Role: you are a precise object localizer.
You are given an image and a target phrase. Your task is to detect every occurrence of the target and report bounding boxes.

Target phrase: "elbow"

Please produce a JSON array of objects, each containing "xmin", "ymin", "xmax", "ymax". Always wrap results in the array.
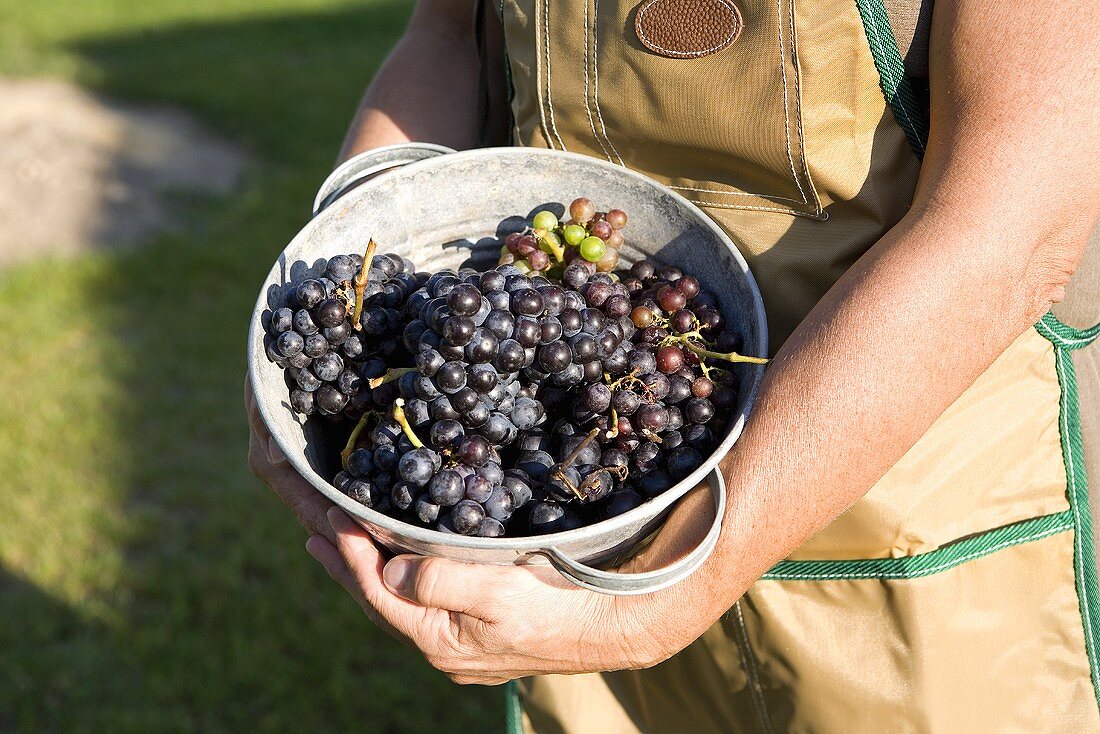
[{"xmin": 1018, "ymin": 211, "xmax": 1095, "ymax": 323}]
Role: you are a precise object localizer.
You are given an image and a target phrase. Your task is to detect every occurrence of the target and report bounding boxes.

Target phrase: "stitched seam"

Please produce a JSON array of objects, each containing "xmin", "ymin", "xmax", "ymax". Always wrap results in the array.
[
  {"xmin": 765, "ymin": 523, "xmax": 1071, "ymax": 580},
  {"xmin": 582, "ymin": 0, "xmax": 614, "ymax": 163},
  {"xmin": 668, "ymin": 184, "xmax": 807, "ymax": 204},
  {"xmin": 592, "ymin": 0, "xmax": 625, "ymax": 166},
  {"xmin": 1037, "ymin": 319, "xmax": 1100, "ymax": 348},
  {"xmin": 734, "ymin": 602, "xmax": 775, "ymax": 734},
  {"xmin": 690, "ymin": 199, "xmax": 828, "ymax": 219},
  {"xmin": 1057, "ymin": 348, "xmax": 1100, "ymax": 695},
  {"xmin": 786, "ymin": 0, "xmax": 821, "ymax": 215},
  {"xmin": 864, "ymin": 5, "xmax": 925, "ymax": 156},
  {"xmin": 635, "ymin": 0, "xmax": 740, "ymax": 57},
  {"xmin": 775, "ymin": 0, "xmax": 809, "ymax": 205},
  {"xmin": 531, "ymin": 0, "xmax": 554, "ymax": 149},
  {"xmin": 543, "ymin": 0, "xmax": 567, "ymax": 151}
]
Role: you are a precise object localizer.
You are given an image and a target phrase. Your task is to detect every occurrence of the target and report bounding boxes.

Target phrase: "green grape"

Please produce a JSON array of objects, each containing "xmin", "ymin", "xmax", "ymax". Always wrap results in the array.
[
  {"xmin": 513, "ymin": 259, "xmax": 533, "ymax": 274},
  {"xmin": 562, "ymin": 224, "xmax": 586, "ymax": 246},
  {"xmin": 579, "ymin": 236, "xmax": 606, "ymax": 263},
  {"xmin": 532, "ymin": 210, "xmax": 558, "ymax": 231}
]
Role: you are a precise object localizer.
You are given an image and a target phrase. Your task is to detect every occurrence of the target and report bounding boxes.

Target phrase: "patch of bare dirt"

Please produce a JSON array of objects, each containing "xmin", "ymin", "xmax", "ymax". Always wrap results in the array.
[{"xmin": 0, "ymin": 77, "xmax": 246, "ymax": 266}]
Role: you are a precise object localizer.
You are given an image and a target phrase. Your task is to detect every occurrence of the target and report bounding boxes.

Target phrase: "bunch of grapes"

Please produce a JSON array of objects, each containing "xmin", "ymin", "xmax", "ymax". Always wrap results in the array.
[
  {"xmin": 261, "ymin": 244, "xmax": 421, "ymax": 421},
  {"xmin": 261, "ymin": 199, "xmax": 765, "ymax": 538},
  {"xmin": 499, "ymin": 197, "xmax": 628, "ymax": 277}
]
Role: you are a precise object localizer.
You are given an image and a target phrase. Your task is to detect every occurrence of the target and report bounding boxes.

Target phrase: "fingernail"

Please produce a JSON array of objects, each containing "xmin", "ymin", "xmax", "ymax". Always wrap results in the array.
[
  {"xmin": 305, "ymin": 534, "xmax": 323, "ymax": 560},
  {"xmin": 383, "ymin": 559, "xmax": 413, "ymax": 594},
  {"xmin": 326, "ymin": 506, "xmax": 342, "ymax": 532}
]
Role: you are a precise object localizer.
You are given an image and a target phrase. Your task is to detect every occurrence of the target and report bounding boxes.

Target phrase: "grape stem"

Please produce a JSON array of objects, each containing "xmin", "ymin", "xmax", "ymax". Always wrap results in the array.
[
  {"xmin": 605, "ymin": 406, "xmax": 620, "ymax": 440},
  {"xmin": 681, "ymin": 340, "xmax": 769, "ymax": 365},
  {"xmin": 368, "ymin": 367, "xmax": 416, "ymax": 390},
  {"xmin": 350, "ymin": 238, "xmax": 378, "ymax": 331},
  {"xmin": 392, "ymin": 398, "xmax": 424, "ymax": 449},
  {"xmin": 535, "ymin": 228, "xmax": 566, "ymax": 263},
  {"xmin": 340, "ymin": 411, "xmax": 378, "ymax": 468},
  {"xmin": 550, "ymin": 427, "xmax": 601, "ymax": 501}
]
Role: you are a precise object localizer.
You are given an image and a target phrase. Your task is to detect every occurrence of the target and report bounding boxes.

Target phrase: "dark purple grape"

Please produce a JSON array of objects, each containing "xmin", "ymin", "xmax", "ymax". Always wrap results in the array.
[
  {"xmin": 516, "ymin": 450, "xmax": 554, "ymax": 482},
  {"xmin": 629, "ymin": 350, "xmax": 657, "ymax": 375},
  {"xmin": 635, "ymin": 403, "xmax": 669, "ymax": 433},
  {"xmin": 666, "ymin": 375, "xmax": 692, "ymax": 404},
  {"xmin": 512, "ymin": 317, "xmax": 542, "ymax": 348},
  {"xmin": 630, "ymin": 260, "xmax": 656, "ymax": 281},
  {"xmin": 604, "ymin": 294, "xmax": 631, "ymax": 318},
  {"xmin": 303, "ymin": 333, "xmax": 329, "ymax": 358},
  {"xmin": 289, "ymin": 389, "xmax": 314, "ymax": 414},
  {"xmin": 530, "ymin": 501, "xmax": 566, "ymax": 534},
  {"xmin": 511, "ymin": 288, "xmax": 545, "ymax": 317},
  {"xmin": 391, "ymin": 482, "xmax": 416, "ymax": 511},
  {"xmin": 436, "ymin": 361, "xmax": 467, "ymax": 393},
  {"xmin": 579, "ymin": 468, "xmax": 614, "ymax": 503},
  {"xmin": 312, "ymin": 352, "xmax": 344, "ymax": 382},
  {"xmin": 603, "ymin": 489, "xmax": 643, "ymax": 518},
  {"xmin": 569, "ymin": 333, "xmax": 598, "ymax": 363},
  {"xmin": 540, "ymin": 317, "xmax": 563, "ymax": 344},
  {"xmin": 510, "ymin": 397, "xmax": 545, "ymax": 430},
  {"xmin": 483, "ymin": 487, "xmax": 516, "ymax": 521},
  {"xmin": 295, "ymin": 279, "xmax": 325, "ymax": 309},
  {"xmin": 457, "ymin": 435, "xmax": 490, "ymax": 467},
  {"xmin": 428, "ymin": 470, "xmax": 464, "ymax": 506},
  {"xmin": 685, "ymin": 397, "xmax": 715, "ymax": 424},
  {"xmin": 415, "ymin": 375, "xmax": 443, "ymax": 400},
  {"xmin": 346, "ymin": 448, "xmax": 374, "ymax": 477},
  {"xmin": 475, "ymin": 517, "xmax": 506, "ymax": 537},
  {"xmin": 640, "ymin": 372, "xmax": 670, "ymax": 401},
  {"xmin": 544, "ymin": 465, "xmax": 581, "ymax": 502},
  {"xmin": 558, "ymin": 309, "xmax": 583, "ymax": 337},
  {"xmin": 415, "ymin": 348, "xmax": 444, "ymax": 377},
  {"xmin": 430, "ymin": 419, "xmax": 464, "ymax": 449},
  {"xmin": 345, "ymin": 478, "xmax": 375, "ymax": 506},
  {"xmin": 447, "ymin": 284, "xmax": 482, "ymax": 317},
  {"xmin": 465, "ymin": 328, "xmax": 499, "ymax": 363},
  {"xmin": 583, "ymin": 382, "xmax": 612, "ymax": 413},
  {"xmin": 668, "ymin": 447, "xmax": 704, "ymax": 479},
  {"xmin": 271, "ymin": 307, "xmax": 293, "ymax": 333},
  {"xmin": 494, "ymin": 339, "xmax": 525, "ymax": 372},
  {"xmin": 276, "ymin": 331, "xmax": 305, "ymax": 357},
  {"xmin": 563, "ymin": 261, "xmax": 591, "ymax": 289},
  {"xmin": 464, "ymin": 474, "xmax": 494, "ymax": 503},
  {"xmin": 639, "ymin": 469, "xmax": 674, "ymax": 497},
  {"xmin": 612, "ymin": 389, "xmax": 641, "ymax": 415},
  {"xmin": 399, "ymin": 448, "xmax": 439, "ymax": 487},
  {"xmin": 315, "ymin": 298, "xmax": 347, "ymax": 329},
  {"xmin": 538, "ymin": 342, "xmax": 572, "ymax": 374},
  {"xmin": 315, "ymin": 385, "xmax": 349, "ymax": 415},
  {"xmin": 323, "ymin": 322, "xmax": 352, "ymax": 346},
  {"xmin": 484, "ymin": 309, "xmax": 515, "ymax": 340},
  {"xmin": 415, "ymin": 498, "xmax": 441, "ymax": 524},
  {"xmin": 452, "ymin": 500, "xmax": 486, "ymax": 535},
  {"xmin": 443, "ymin": 316, "xmax": 475, "ymax": 346}
]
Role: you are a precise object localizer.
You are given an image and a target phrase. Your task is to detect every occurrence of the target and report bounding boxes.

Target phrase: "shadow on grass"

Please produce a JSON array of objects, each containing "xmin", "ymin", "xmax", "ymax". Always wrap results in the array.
[{"xmin": 0, "ymin": 2, "xmax": 501, "ymax": 731}]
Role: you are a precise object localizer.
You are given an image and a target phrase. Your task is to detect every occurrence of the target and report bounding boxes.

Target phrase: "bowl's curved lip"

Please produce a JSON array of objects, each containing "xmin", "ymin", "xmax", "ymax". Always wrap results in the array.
[{"xmin": 247, "ymin": 146, "xmax": 768, "ymax": 553}]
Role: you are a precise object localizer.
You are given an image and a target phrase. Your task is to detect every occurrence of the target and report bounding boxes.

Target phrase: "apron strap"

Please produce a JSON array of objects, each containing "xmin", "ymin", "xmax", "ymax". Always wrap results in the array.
[
  {"xmin": 854, "ymin": 0, "xmax": 929, "ymax": 158},
  {"xmin": 1037, "ymin": 313, "xmax": 1100, "ymax": 351}
]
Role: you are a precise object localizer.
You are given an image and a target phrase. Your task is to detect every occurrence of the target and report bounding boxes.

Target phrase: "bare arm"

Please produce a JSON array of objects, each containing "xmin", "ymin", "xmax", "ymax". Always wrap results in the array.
[
  {"xmin": 627, "ymin": 0, "xmax": 1100, "ymax": 644},
  {"xmin": 336, "ymin": 0, "xmax": 481, "ymax": 162}
]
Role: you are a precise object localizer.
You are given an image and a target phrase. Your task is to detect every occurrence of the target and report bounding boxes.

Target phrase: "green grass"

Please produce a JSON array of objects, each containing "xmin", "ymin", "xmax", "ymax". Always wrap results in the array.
[{"xmin": 0, "ymin": 1, "xmax": 501, "ymax": 730}]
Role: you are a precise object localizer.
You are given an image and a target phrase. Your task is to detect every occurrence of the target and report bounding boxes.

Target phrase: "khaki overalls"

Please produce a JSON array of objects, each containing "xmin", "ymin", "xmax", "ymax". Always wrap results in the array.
[{"xmin": 479, "ymin": 0, "xmax": 1100, "ymax": 730}]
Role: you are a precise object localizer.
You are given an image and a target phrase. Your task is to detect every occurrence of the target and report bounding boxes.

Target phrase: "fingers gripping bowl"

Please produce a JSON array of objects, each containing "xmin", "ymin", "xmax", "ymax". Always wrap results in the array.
[{"xmin": 247, "ymin": 146, "xmax": 767, "ymax": 594}]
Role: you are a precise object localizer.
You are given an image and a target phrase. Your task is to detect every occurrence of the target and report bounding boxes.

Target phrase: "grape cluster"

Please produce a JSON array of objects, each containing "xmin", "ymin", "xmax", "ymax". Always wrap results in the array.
[
  {"xmin": 499, "ymin": 197, "xmax": 627, "ymax": 277},
  {"xmin": 261, "ymin": 201, "xmax": 763, "ymax": 538},
  {"xmin": 261, "ymin": 246, "xmax": 420, "ymax": 420}
]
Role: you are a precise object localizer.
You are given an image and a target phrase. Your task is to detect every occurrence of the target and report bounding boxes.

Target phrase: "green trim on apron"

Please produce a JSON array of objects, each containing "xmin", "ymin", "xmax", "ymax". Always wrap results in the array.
[
  {"xmin": 506, "ymin": 679, "xmax": 523, "ymax": 734},
  {"xmin": 1051, "ymin": 325, "xmax": 1100, "ymax": 708},
  {"xmin": 763, "ymin": 510, "xmax": 1074, "ymax": 581},
  {"xmin": 853, "ymin": 0, "xmax": 928, "ymax": 159}
]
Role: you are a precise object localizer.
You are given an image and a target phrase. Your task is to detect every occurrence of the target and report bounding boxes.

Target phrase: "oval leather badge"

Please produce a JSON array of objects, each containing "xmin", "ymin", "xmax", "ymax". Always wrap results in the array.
[{"xmin": 635, "ymin": 0, "xmax": 743, "ymax": 59}]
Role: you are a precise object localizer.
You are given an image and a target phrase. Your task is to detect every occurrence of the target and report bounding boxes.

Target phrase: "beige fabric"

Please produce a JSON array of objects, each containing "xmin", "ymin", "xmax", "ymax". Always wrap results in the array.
[
  {"xmin": 883, "ymin": 0, "xmax": 933, "ymax": 78},
  {"xmin": 522, "ymin": 530, "xmax": 1099, "ymax": 733},
  {"xmin": 496, "ymin": 0, "xmax": 1099, "ymax": 730}
]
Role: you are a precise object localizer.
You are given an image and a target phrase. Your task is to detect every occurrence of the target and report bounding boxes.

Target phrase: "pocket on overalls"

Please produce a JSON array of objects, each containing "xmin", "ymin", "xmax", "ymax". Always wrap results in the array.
[{"xmin": 499, "ymin": 0, "xmax": 823, "ymax": 219}]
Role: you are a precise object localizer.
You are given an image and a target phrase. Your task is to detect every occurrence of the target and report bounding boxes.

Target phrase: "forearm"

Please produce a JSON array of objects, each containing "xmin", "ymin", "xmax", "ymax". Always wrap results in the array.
[{"xmin": 337, "ymin": 0, "xmax": 481, "ymax": 163}]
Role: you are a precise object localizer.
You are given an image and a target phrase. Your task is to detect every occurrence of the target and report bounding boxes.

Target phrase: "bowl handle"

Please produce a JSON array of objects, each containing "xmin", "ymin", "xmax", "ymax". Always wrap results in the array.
[
  {"xmin": 542, "ymin": 468, "xmax": 727, "ymax": 595},
  {"xmin": 312, "ymin": 143, "xmax": 457, "ymax": 217}
]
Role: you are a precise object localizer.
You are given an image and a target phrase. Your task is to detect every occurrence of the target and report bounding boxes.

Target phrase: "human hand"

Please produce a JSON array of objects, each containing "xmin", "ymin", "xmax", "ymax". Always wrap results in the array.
[
  {"xmin": 246, "ymin": 377, "xmax": 337, "ymax": 543},
  {"xmin": 305, "ymin": 478, "xmax": 723, "ymax": 685}
]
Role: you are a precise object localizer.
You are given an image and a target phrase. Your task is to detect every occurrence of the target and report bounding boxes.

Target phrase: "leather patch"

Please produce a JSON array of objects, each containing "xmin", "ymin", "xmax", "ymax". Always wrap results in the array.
[{"xmin": 635, "ymin": 0, "xmax": 743, "ymax": 59}]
